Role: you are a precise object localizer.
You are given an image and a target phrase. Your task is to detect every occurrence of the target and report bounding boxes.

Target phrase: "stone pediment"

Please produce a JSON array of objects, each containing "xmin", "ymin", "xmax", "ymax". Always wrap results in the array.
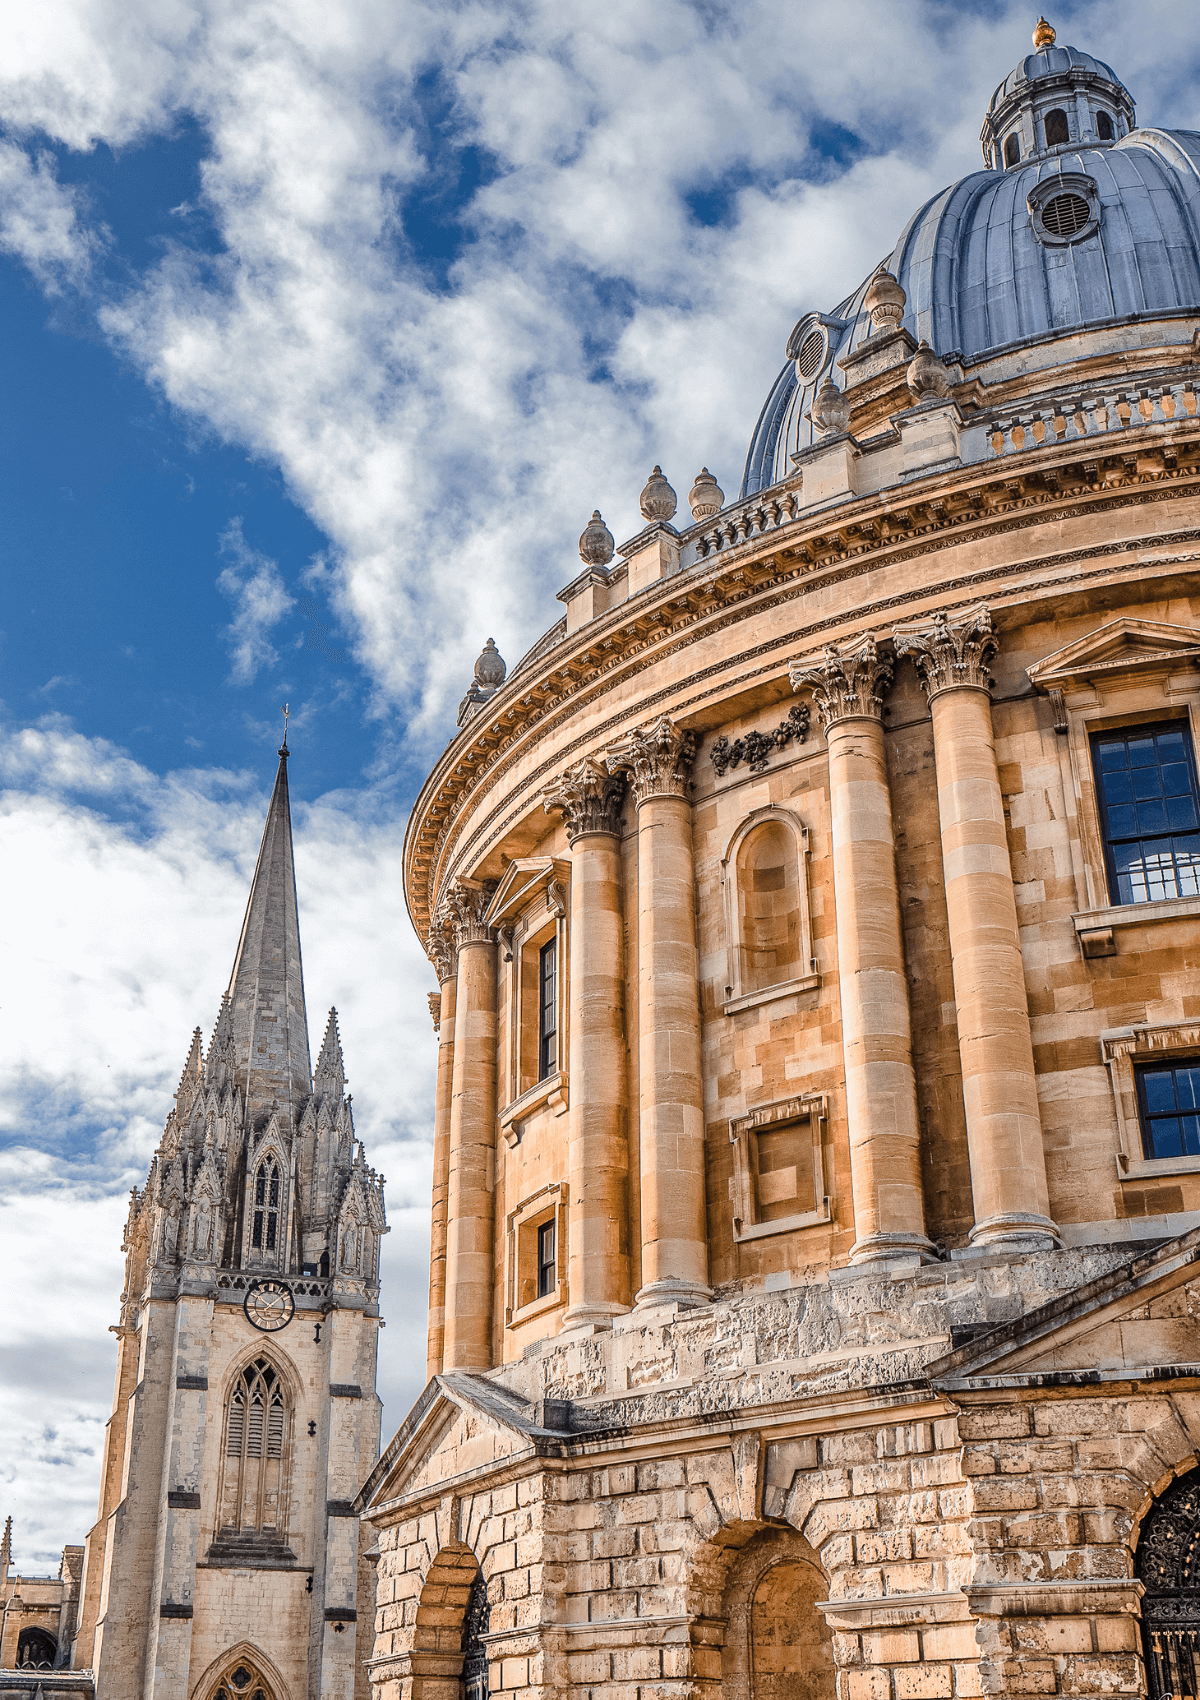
[
  {"xmin": 928, "ymin": 1229, "xmax": 1200, "ymax": 1388},
  {"xmin": 356, "ymin": 1374, "xmax": 575, "ymax": 1513},
  {"xmin": 1027, "ymin": 618, "xmax": 1200, "ymax": 690},
  {"xmin": 484, "ymin": 858, "xmax": 570, "ymax": 928}
]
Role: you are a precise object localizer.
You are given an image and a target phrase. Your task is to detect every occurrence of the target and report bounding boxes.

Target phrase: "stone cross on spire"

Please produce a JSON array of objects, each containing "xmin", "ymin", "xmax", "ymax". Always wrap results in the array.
[{"xmin": 225, "ymin": 744, "xmax": 312, "ymax": 1123}]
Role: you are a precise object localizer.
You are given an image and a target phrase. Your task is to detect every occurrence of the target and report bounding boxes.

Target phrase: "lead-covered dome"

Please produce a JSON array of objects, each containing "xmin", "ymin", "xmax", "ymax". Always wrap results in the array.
[{"xmin": 742, "ymin": 28, "xmax": 1200, "ymax": 499}]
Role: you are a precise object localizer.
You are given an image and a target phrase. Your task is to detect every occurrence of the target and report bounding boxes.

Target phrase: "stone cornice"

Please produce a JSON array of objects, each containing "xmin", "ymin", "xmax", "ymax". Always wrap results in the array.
[{"xmin": 403, "ymin": 422, "xmax": 1200, "ymax": 943}]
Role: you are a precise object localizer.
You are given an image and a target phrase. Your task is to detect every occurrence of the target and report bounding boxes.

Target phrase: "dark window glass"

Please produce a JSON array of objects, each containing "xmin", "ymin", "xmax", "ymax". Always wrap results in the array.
[
  {"xmin": 537, "ymin": 1219, "xmax": 556, "ymax": 1298},
  {"xmin": 1091, "ymin": 723, "xmax": 1200, "ymax": 905},
  {"xmin": 1045, "ymin": 108, "xmax": 1070, "ymax": 145},
  {"xmin": 1004, "ymin": 133, "xmax": 1020, "ymax": 167},
  {"xmin": 252, "ymin": 1210, "xmax": 263, "ymax": 1248},
  {"xmin": 538, "ymin": 938, "xmax": 557, "ymax": 1081},
  {"xmin": 255, "ymin": 1168, "xmax": 266, "ymax": 1206},
  {"xmin": 1137, "ymin": 1060, "xmax": 1200, "ymax": 1160},
  {"xmin": 1097, "ymin": 111, "xmax": 1114, "ymax": 140}
]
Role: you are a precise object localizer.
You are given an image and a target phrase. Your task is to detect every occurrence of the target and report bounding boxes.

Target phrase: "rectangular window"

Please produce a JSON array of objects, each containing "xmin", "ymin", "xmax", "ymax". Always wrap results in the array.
[
  {"xmin": 1092, "ymin": 722, "xmax": 1200, "ymax": 905},
  {"xmin": 252, "ymin": 1210, "xmax": 263, "ymax": 1249},
  {"xmin": 1137, "ymin": 1059, "xmax": 1200, "ymax": 1160},
  {"xmin": 536, "ymin": 1219, "xmax": 556, "ymax": 1298},
  {"xmin": 538, "ymin": 938, "xmax": 557, "ymax": 1080}
]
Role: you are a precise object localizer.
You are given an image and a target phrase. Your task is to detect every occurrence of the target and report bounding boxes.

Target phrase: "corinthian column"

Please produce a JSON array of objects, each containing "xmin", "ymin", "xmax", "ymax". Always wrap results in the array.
[
  {"xmin": 424, "ymin": 911, "xmax": 458, "ymax": 1380},
  {"xmin": 543, "ymin": 758, "xmax": 631, "ymax": 1326},
  {"xmin": 893, "ymin": 607, "xmax": 1057, "ymax": 1248},
  {"xmin": 605, "ymin": 717, "xmax": 710, "ymax": 1307},
  {"xmin": 442, "ymin": 880, "xmax": 498, "ymax": 1371},
  {"xmin": 790, "ymin": 636, "xmax": 934, "ymax": 1268}
]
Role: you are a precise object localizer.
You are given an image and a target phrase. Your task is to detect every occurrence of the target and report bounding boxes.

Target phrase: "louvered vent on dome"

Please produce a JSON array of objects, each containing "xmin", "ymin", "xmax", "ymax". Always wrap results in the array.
[
  {"xmin": 1040, "ymin": 191, "xmax": 1091, "ymax": 237},
  {"xmin": 796, "ymin": 331, "xmax": 826, "ymax": 380}
]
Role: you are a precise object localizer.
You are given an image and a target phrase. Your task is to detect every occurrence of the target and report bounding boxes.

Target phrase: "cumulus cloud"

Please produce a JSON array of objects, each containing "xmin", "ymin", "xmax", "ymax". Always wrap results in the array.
[
  {"xmin": 216, "ymin": 517, "xmax": 295, "ymax": 683},
  {"xmin": 0, "ymin": 140, "xmax": 97, "ymax": 289},
  {"xmin": 0, "ymin": 720, "xmax": 435, "ymax": 1566}
]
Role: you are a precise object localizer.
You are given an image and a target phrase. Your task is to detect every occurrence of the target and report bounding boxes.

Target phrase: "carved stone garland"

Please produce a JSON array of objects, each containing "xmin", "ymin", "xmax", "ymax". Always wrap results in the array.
[
  {"xmin": 788, "ymin": 632, "xmax": 893, "ymax": 730},
  {"xmin": 892, "ymin": 604, "xmax": 998, "ymax": 698},
  {"xmin": 710, "ymin": 703, "xmax": 810, "ymax": 776},
  {"xmin": 604, "ymin": 715, "xmax": 698, "ymax": 802},
  {"xmin": 542, "ymin": 756, "xmax": 627, "ymax": 841}
]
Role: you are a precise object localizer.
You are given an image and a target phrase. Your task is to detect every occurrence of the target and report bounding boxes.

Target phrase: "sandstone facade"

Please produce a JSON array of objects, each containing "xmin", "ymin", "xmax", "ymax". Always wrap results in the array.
[{"xmin": 364, "ymin": 24, "xmax": 1200, "ymax": 1700}]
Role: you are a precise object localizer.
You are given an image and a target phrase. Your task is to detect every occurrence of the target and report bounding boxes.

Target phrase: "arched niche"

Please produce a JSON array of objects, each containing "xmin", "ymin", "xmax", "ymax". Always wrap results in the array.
[
  {"xmin": 721, "ymin": 808, "xmax": 819, "ymax": 1016},
  {"xmin": 719, "ymin": 1526, "xmax": 836, "ymax": 1700},
  {"xmin": 411, "ymin": 1544, "xmax": 487, "ymax": 1700}
]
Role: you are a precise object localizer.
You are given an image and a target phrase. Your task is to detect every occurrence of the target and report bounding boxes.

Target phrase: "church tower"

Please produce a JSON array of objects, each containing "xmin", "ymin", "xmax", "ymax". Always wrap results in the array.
[{"xmin": 72, "ymin": 743, "xmax": 388, "ymax": 1700}]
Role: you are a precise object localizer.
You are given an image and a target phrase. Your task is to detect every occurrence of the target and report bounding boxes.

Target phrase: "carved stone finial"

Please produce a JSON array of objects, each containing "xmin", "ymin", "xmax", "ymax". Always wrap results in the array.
[
  {"xmin": 864, "ymin": 266, "xmax": 906, "ymax": 334},
  {"xmin": 447, "ymin": 880, "xmax": 497, "ymax": 949},
  {"xmin": 605, "ymin": 716, "xmax": 697, "ymax": 804},
  {"xmin": 543, "ymin": 756, "xmax": 626, "ymax": 842},
  {"xmin": 639, "ymin": 466, "xmax": 677, "ymax": 523},
  {"xmin": 906, "ymin": 339, "xmax": 952, "ymax": 401},
  {"xmin": 789, "ymin": 633, "xmax": 893, "ymax": 732},
  {"xmin": 1033, "ymin": 16, "xmax": 1055, "ymax": 49},
  {"xmin": 809, "ymin": 375, "xmax": 851, "ymax": 435},
  {"xmin": 457, "ymin": 639, "xmax": 507, "ymax": 728},
  {"xmin": 579, "ymin": 510, "xmax": 615, "ymax": 566},
  {"xmin": 893, "ymin": 606, "xmax": 998, "ymax": 700},
  {"xmin": 688, "ymin": 468, "xmax": 724, "ymax": 521}
]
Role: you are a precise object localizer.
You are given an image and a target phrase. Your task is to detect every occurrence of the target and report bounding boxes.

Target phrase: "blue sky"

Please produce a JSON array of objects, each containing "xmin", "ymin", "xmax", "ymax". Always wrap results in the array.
[{"xmin": 2, "ymin": 0, "xmax": 1199, "ymax": 1572}]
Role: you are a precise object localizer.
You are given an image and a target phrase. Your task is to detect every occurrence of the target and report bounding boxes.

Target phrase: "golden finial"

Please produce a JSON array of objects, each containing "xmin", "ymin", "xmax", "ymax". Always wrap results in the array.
[{"xmin": 1033, "ymin": 17, "xmax": 1056, "ymax": 49}]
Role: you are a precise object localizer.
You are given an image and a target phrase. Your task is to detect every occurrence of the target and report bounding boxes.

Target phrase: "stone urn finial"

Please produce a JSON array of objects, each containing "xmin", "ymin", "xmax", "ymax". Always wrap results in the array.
[
  {"xmin": 473, "ymin": 638, "xmax": 506, "ymax": 690},
  {"xmin": 639, "ymin": 465, "xmax": 677, "ymax": 523},
  {"xmin": 578, "ymin": 510, "xmax": 615, "ymax": 567},
  {"xmin": 809, "ymin": 375, "xmax": 851, "ymax": 435},
  {"xmin": 864, "ymin": 266, "xmax": 906, "ymax": 334},
  {"xmin": 906, "ymin": 339, "xmax": 952, "ymax": 401},
  {"xmin": 688, "ymin": 468, "xmax": 724, "ymax": 520}
]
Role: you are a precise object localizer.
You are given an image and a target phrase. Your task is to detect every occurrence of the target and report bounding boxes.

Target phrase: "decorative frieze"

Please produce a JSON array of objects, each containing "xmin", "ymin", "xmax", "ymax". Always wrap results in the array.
[
  {"xmin": 605, "ymin": 715, "xmax": 698, "ymax": 803},
  {"xmin": 710, "ymin": 704, "xmax": 810, "ymax": 776},
  {"xmin": 893, "ymin": 604, "xmax": 998, "ymax": 698},
  {"xmin": 542, "ymin": 756, "xmax": 626, "ymax": 841},
  {"xmin": 788, "ymin": 632, "xmax": 893, "ymax": 730}
]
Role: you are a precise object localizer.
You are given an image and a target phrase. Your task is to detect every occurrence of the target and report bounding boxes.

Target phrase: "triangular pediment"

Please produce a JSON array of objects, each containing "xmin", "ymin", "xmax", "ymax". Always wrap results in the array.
[
  {"xmin": 484, "ymin": 857, "xmax": 570, "ymax": 927},
  {"xmin": 357, "ymin": 1374, "xmax": 573, "ymax": 1512},
  {"xmin": 1027, "ymin": 619, "xmax": 1200, "ymax": 690},
  {"xmin": 928, "ymin": 1229, "xmax": 1200, "ymax": 1388}
]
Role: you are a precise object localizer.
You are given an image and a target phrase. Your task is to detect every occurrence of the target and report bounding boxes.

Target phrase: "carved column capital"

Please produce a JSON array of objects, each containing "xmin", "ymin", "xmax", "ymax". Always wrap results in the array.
[
  {"xmin": 447, "ymin": 880, "xmax": 497, "ymax": 950},
  {"xmin": 427, "ymin": 991, "xmax": 442, "ymax": 1032},
  {"xmin": 426, "ymin": 906, "xmax": 459, "ymax": 985},
  {"xmin": 789, "ymin": 632, "xmax": 893, "ymax": 732},
  {"xmin": 542, "ymin": 757, "xmax": 626, "ymax": 842},
  {"xmin": 892, "ymin": 605, "xmax": 998, "ymax": 700},
  {"xmin": 604, "ymin": 716, "xmax": 697, "ymax": 804}
]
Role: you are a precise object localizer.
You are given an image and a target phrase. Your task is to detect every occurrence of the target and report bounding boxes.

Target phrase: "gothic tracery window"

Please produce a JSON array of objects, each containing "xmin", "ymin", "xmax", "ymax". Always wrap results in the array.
[
  {"xmin": 218, "ymin": 1358, "xmax": 290, "ymax": 1534},
  {"xmin": 252, "ymin": 1159, "xmax": 280, "ymax": 1253},
  {"xmin": 209, "ymin": 1655, "xmax": 274, "ymax": 1700}
]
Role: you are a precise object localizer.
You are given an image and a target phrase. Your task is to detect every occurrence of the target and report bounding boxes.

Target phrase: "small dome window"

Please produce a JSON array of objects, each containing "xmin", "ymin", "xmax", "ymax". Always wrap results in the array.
[
  {"xmin": 1041, "ymin": 192, "xmax": 1091, "ymax": 238},
  {"xmin": 1004, "ymin": 134, "xmax": 1021, "ymax": 167},
  {"xmin": 1097, "ymin": 111, "xmax": 1114, "ymax": 141},
  {"xmin": 1044, "ymin": 108, "xmax": 1070, "ymax": 146}
]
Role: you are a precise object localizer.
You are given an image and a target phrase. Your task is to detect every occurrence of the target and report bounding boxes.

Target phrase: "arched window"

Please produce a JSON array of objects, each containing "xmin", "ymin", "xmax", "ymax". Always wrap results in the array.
[
  {"xmin": 209, "ymin": 1654, "xmax": 275, "ymax": 1700},
  {"xmin": 1004, "ymin": 133, "xmax": 1020, "ymax": 167},
  {"xmin": 218, "ymin": 1358, "xmax": 290, "ymax": 1535},
  {"xmin": 1045, "ymin": 108, "xmax": 1070, "ymax": 146},
  {"xmin": 1097, "ymin": 110, "xmax": 1114, "ymax": 140},
  {"xmin": 252, "ymin": 1160, "xmax": 280, "ymax": 1253},
  {"xmin": 16, "ymin": 1629, "xmax": 57, "ymax": 1669},
  {"xmin": 721, "ymin": 809, "xmax": 818, "ymax": 1012}
]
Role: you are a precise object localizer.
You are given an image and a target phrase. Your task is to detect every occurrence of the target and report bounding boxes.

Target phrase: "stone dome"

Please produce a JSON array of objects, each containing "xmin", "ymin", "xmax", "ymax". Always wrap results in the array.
[{"xmin": 741, "ymin": 37, "xmax": 1200, "ymax": 498}]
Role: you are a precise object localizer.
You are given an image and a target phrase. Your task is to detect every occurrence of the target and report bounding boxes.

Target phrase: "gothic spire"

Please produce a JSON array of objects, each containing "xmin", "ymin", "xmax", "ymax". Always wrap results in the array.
[
  {"xmin": 314, "ymin": 1007, "xmax": 346, "ymax": 1100},
  {"xmin": 224, "ymin": 744, "xmax": 312, "ymax": 1124},
  {"xmin": 1, "ymin": 1514, "xmax": 11, "ymax": 1578}
]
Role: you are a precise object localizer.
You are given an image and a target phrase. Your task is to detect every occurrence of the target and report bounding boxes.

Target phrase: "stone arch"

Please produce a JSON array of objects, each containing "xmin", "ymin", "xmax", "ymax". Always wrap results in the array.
[
  {"xmin": 188, "ymin": 1641, "xmax": 292, "ymax": 1700},
  {"xmin": 411, "ymin": 1544, "xmax": 485, "ymax": 1700},
  {"xmin": 719, "ymin": 1526, "xmax": 835, "ymax": 1700},
  {"xmin": 16, "ymin": 1628, "xmax": 58, "ymax": 1669},
  {"xmin": 1134, "ymin": 1458, "xmax": 1200, "ymax": 1700}
]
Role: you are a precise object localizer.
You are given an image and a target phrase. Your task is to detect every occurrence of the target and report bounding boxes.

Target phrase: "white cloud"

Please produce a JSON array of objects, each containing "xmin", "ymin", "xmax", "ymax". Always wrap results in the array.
[
  {"xmin": 216, "ymin": 517, "xmax": 295, "ymax": 683},
  {"xmin": 0, "ymin": 721, "xmax": 436, "ymax": 1567},
  {"xmin": 0, "ymin": 140, "xmax": 97, "ymax": 289}
]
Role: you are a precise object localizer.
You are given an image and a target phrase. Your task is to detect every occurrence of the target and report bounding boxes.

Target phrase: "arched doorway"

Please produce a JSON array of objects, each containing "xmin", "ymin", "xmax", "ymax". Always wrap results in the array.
[
  {"xmin": 719, "ymin": 1527, "xmax": 836, "ymax": 1700},
  {"xmin": 1137, "ymin": 1469, "xmax": 1200, "ymax": 1699}
]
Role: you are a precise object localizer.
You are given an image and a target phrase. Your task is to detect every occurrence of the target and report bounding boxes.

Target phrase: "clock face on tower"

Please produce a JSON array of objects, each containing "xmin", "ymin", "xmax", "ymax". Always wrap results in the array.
[{"xmin": 243, "ymin": 1279, "xmax": 296, "ymax": 1333}]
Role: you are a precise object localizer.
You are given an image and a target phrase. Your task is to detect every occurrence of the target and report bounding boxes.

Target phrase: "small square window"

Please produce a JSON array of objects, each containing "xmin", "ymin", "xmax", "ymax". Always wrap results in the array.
[
  {"xmin": 1091, "ymin": 722, "xmax": 1200, "ymax": 905},
  {"xmin": 1136, "ymin": 1059, "xmax": 1200, "ymax": 1160},
  {"xmin": 536, "ymin": 1219, "xmax": 556, "ymax": 1298}
]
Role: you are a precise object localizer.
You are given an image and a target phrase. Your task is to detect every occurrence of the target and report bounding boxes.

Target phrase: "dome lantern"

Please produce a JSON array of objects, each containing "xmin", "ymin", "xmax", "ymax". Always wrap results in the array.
[{"xmin": 979, "ymin": 30, "xmax": 1135, "ymax": 170}]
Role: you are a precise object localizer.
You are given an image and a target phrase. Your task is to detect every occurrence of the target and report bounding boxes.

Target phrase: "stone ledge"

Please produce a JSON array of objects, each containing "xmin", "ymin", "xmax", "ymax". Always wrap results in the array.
[{"xmin": 817, "ymin": 1591, "xmax": 971, "ymax": 1629}]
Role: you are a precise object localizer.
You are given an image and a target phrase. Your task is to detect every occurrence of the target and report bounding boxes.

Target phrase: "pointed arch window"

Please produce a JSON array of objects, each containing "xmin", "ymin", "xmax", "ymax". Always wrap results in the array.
[
  {"xmin": 218, "ymin": 1358, "xmax": 290, "ymax": 1535},
  {"xmin": 209, "ymin": 1654, "xmax": 276, "ymax": 1700},
  {"xmin": 252, "ymin": 1160, "xmax": 280, "ymax": 1253}
]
